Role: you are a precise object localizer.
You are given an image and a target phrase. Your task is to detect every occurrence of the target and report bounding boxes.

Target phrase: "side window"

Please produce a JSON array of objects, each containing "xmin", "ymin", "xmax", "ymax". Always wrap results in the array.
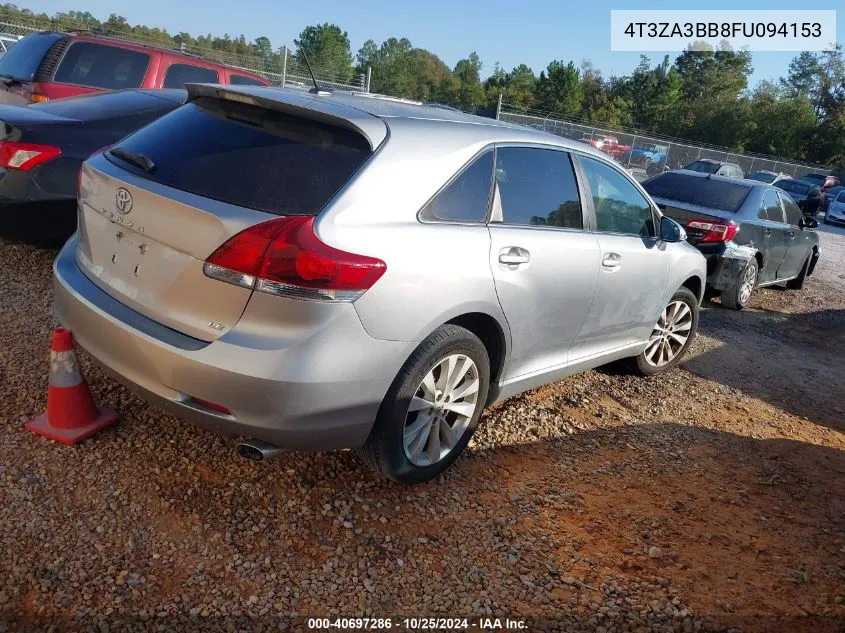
[
  {"xmin": 230, "ymin": 74, "xmax": 266, "ymax": 86},
  {"xmin": 53, "ymin": 42, "xmax": 150, "ymax": 89},
  {"xmin": 779, "ymin": 192, "xmax": 803, "ymax": 226},
  {"xmin": 494, "ymin": 147, "xmax": 582, "ymax": 229},
  {"xmin": 579, "ymin": 155, "xmax": 656, "ymax": 237},
  {"xmin": 420, "ymin": 151, "xmax": 493, "ymax": 223},
  {"xmin": 760, "ymin": 190, "xmax": 784, "ymax": 222},
  {"xmin": 163, "ymin": 63, "xmax": 219, "ymax": 88}
]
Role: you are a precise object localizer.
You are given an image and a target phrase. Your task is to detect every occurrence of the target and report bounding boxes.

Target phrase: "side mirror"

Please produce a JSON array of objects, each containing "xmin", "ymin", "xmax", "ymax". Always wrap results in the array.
[
  {"xmin": 800, "ymin": 215, "xmax": 819, "ymax": 229},
  {"xmin": 660, "ymin": 216, "xmax": 686, "ymax": 242}
]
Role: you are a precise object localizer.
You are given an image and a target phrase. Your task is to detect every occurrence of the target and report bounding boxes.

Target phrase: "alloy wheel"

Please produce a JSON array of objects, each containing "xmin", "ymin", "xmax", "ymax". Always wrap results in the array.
[
  {"xmin": 644, "ymin": 300, "xmax": 694, "ymax": 367},
  {"xmin": 739, "ymin": 263, "xmax": 757, "ymax": 305},
  {"xmin": 403, "ymin": 354, "xmax": 480, "ymax": 467}
]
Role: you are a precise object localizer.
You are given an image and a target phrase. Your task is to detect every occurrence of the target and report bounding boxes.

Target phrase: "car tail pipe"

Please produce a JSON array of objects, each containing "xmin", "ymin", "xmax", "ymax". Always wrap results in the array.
[{"xmin": 236, "ymin": 439, "xmax": 284, "ymax": 461}]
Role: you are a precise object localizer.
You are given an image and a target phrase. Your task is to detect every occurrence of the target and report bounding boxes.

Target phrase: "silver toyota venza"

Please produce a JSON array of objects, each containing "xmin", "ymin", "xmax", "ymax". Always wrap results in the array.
[{"xmin": 53, "ymin": 84, "xmax": 706, "ymax": 483}]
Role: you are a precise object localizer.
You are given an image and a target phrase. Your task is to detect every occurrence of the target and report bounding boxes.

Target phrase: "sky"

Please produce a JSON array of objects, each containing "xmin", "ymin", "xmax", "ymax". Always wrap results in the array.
[{"xmin": 22, "ymin": 0, "xmax": 845, "ymax": 86}]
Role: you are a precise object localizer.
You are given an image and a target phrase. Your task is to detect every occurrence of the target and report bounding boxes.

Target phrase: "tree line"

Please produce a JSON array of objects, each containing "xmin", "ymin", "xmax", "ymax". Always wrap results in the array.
[{"xmin": 2, "ymin": 4, "xmax": 843, "ymax": 169}]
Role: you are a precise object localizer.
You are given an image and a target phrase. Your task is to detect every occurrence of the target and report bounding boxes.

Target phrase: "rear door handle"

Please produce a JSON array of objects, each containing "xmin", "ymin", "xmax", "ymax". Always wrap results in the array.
[
  {"xmin": 498, "ymin": 247, "xmax": 530, "ymax": 265},
  {"xmin": 602, "ymin": 252, "xmax": 622, "ymax": 269}
]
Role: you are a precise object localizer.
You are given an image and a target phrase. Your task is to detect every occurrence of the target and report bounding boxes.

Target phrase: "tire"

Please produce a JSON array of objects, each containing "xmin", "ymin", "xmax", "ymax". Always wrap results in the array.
[
  {"xmin": 358, "ymin": 324, "xmax": 490, "ymax": 484},
  {"xmin": 630, "ymin": 287, "xmax": 699, "ymax": 376},
  {"xmin": 721, "ymin": 258, "xmax": 758, "ymax": 310},
  {"xmin": 786, "ymin": 254, "xmax": 811, "ymax": 290}
]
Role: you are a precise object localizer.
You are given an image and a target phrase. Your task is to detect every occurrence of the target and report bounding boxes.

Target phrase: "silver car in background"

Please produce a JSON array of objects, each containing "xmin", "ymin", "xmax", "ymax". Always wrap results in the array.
[{"xmin": 53, "ymin": 85, "xmax": 706, "ymax": 483}]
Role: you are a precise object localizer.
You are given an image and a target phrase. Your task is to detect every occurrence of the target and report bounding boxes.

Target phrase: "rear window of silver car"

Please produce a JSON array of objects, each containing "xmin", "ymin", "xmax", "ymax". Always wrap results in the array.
[
  {"xmin": 643, "ymin": 172, "xmax": 751, "ymax": 213},
  {"xmin": 105, "ymin": 96, "xmax": 372, "ymax": 215}
]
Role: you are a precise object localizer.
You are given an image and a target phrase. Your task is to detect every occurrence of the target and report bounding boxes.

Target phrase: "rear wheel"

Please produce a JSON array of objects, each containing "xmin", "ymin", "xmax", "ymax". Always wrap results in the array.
[
  {"xmin": 358, "ymin": 324, "xmax": 490, "ymax": 484},
  {"xmin": 631, "ymin": 287, "xmax": 699, "ymax": 376},
  {"xmin": 721, "ymin": 259, "xmax": 757, "ymax": 310},
  {"xmin": 786, "ymin": 254, "xmax": 811, "ymax": 290}
]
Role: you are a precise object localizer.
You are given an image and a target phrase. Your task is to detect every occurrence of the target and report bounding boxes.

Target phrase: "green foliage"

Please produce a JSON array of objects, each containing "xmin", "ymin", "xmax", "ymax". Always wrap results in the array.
[
  {"xmin": 295, "ymin": 23, "xmax": 353, "ymax": 80},
  {"xmin": 0, "ymin": 2, "xmax": 842, "ymax": 166}
]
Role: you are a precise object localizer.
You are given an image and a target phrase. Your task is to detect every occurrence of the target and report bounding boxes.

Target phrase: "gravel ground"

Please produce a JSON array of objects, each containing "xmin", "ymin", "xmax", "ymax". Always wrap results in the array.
[{"xmin": 1, "ymin": 232, "xmax": 844, "ymax": 633}]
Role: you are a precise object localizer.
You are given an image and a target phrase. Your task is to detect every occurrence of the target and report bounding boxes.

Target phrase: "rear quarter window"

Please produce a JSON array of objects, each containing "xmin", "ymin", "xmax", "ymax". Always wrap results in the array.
[
  {"xmin": 230, "ymin": 74, "xmax": 266, "ymax": 86},
  {"xmin": 643, "ymin": 172, "xmax": 751, "ymax": 212},
  {"xmin": 106, "ymin": 96, "xmax": 372, "ymax": 215},
  {"xmin": 163, "ymin": 63, "xmax": 219, "ymax": 88},
  {"xmin": 53, "ymin": 42, "xmax": 150, "ymax": 90}
]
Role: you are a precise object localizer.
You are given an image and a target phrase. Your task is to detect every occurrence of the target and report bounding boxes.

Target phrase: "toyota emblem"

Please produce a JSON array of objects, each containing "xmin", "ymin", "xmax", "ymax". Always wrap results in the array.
[{"xmin": 115, "ymin": 188, "xmax": 133, "ymax": 215}]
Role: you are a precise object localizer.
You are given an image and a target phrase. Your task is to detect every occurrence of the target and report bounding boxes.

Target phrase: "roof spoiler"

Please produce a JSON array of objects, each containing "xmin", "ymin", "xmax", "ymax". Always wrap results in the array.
[{"xmin": 185, "ymin": 84, "xmax": 387, "ymax": 151}]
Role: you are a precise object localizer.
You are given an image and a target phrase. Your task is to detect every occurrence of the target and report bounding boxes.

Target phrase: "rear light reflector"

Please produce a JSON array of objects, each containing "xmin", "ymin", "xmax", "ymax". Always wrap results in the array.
[
  {"xmin": 188, "ymin": 397, "xmax": 232, "ymax": 416},
  {"xmin": 0, "ymin": 141, "xmax": 61, "ymax": 170},
  {"xmin": 203, "ymin": 216, "xmax": 386, "ymax": 302},
  {"xmin": 686, "ymin": 219, "xmax": 738, "ymax": 243}
]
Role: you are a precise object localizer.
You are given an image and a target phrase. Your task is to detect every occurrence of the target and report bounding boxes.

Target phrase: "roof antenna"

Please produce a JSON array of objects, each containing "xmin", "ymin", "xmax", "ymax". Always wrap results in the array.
[{"xmin": 293, "ymin": 40, "xmax": 332, "ymax": 95}]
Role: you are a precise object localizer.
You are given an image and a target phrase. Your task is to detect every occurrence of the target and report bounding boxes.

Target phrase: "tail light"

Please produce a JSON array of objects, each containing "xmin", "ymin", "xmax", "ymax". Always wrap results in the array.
[
  {"xmin": 29, "ymin": 94, "xmax": 49, "ymax": 104},
  {"xmin": 686, "ymin": 219, "xmax": 738, "ymax": 243},
  {"xmin": 203, "ymin": 216, "xmax": 386, "ymax": 302},
  {"xmin": 0, "ymin": 141, "xmax": 61, "ymax": 170}
]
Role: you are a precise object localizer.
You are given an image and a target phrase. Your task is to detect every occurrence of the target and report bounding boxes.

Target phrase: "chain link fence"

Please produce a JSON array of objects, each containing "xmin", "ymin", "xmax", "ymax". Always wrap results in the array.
[
  {"xmin": 0, "ymin": 21, "xmax": 368, "ymax": 92},
  {"xmin": 497, "ymin": 103, "xmax": 830, "ymax": 181}
]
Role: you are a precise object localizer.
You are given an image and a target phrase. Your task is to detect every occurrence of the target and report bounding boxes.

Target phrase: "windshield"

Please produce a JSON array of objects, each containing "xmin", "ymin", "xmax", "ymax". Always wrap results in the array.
[
  {"xmin": 643, "ymin": 172, "xmax": 751, "ymax": 212},
  {"xmin": 0, "ymin": 32, "xmax": 64, "ymax": 81},
  {"xmin": 684, "ymin": 160, "xmax": 720, "ymax": 174},
  {"xmin": 775, "ymin": 180, "xmax": 809, "ymax": 195},
  {"xmin": 746, "ymin": 172, "xmax": 777, "ymax": 183}
]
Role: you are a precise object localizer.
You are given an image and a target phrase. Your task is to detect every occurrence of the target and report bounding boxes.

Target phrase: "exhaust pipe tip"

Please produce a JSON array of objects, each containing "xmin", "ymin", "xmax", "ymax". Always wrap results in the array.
[{"xmin": 236, "ymin": 439, "xmax": 284, "ymax": 462}]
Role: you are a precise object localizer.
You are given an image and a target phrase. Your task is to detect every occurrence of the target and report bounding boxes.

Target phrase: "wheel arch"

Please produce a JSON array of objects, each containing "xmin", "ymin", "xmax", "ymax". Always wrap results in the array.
[{"xmin": 445, "ymin": 312, "xmax": 509, "ymax": 404}]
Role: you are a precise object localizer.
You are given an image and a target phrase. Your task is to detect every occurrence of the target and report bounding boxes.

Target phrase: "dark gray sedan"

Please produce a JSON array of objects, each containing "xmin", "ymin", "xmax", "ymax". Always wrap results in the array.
[{"xmin": 643, "ymin": 170, "xmax": 820, "ymax": 310}]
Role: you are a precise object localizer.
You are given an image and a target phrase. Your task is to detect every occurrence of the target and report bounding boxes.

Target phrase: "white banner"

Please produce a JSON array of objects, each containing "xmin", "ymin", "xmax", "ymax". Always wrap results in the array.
[{"xmin": 610, "ymin": 10, "xmax": 837, "ymax": 52}]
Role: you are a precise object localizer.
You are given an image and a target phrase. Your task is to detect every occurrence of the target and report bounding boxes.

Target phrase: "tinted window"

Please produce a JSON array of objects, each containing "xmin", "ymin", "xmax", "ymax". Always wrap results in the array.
[
  {"xmin": 421, "ymin": 151, "xmax": 493, "ymax": 223},
  {"xmin": 54, "ymin": 42, "xmax": 149, "ymax": 90},
  {"xmin": 837, "ymin": 191, "xmax": 845, "ymax": 203},
  {"xmin": 760, "ymin": 190, "xmax": 784, "ymax": 222},
  {"xmin": 643, "ymin": 172, "xmax": 751, "ymax": 213},
  {"xmin": 747, "ymin": 172, "xmax": 777, "ymax": 183},
  {"xmin": 801, "ymin": 174, "xmax": 826, "ymax": 186},
  {"xmin": 775, "ymin": 180, "xmax": 809, "ymax": 195},
  {"xmin": 580, "ymin": 156, "xmax": 655, "ymax": 236},
  {"xmin": 778, "ymin": 193, "xmax": 803, "ymax": 226},
  {"xmin": 230, "ymin": 74, "xmax": 266, "ymax": 86},
  {"xmin": 684, "ymin": 160, "xmax": 720, "ymax": 174},
  {"xmin": 0, "ymin": 32, "xmax": 64, "ymax": 81},
  {"xmin": 495, "ymin": 147, "xmax": 582, "ymax": 229},
  {"xmin": 107, "ymin": 96, "xmax": 371, "ymax": 215},
  {"xmin": 163, "ymin": 63, "xmax": 219, "ymax": 88}
]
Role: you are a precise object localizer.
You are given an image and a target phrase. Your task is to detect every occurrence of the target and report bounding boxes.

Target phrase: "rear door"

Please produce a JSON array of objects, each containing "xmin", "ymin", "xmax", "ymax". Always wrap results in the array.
[
  {"xmin": 487, "ymin": 145, "xmax": 600, "ymax": 380},
  {"xmin": 756, "ymin": 189, "xmax": 790, "ymax": 283},
  {"xmin": 777, "ymin": 192, "xmax": 814, "ymax": 279},
  {"xmin": 570, "ymin": 153, "xmax": 669, "ymax": 358},
  {"xmin": 75, "ymin": 94, "xmax": 374, "ymax": 341}
]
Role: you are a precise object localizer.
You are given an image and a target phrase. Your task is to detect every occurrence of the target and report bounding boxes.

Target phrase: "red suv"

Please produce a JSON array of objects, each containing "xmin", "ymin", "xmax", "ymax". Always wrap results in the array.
[{"xmin": 0, "ymin": 31, "xmax": 271, "ymax": 105}]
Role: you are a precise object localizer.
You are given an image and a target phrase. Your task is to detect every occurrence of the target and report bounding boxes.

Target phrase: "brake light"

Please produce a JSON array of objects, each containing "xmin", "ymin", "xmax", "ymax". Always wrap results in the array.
[
  {"xmin": 686, "ymin": 219, "xmax": 738, "ymax": 243},
  {"xmin": 203, "ymin": 216, "xmax": 386, "ymax": 302},
  {"xmin": 0, "ymin": 141, "xmax": 61, "ymax": 170}
]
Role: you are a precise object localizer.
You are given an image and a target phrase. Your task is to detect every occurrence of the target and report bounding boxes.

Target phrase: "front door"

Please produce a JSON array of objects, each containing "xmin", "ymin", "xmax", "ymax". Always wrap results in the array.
[
  {"xmin": 777, "ymin": 192, "xmax": 814, "ymax": 279},
  {"xmin": 569, "ymin": 154, "xmax": 671, "ymax": 359},
  {"xmin": 487, "ymin": 146, "xmax": 601, "ymax": 381}
]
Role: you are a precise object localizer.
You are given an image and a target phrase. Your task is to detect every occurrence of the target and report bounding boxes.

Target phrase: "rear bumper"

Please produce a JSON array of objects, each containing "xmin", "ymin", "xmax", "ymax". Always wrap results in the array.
[
  {"xmin": 696, "ymin": 242, "xmax": 754, "ymax": 291},
  {"xmin": 53, "ymin": 236, "xmax": 414, "ymax": 451},
  {"xmin": 0, "ymin": 166, "xmax": 78, "ymax": 245}
]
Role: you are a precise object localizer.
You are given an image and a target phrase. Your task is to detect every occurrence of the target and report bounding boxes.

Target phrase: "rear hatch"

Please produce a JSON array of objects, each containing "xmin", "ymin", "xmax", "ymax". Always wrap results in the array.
[
  {"xmin": 0, "ymin": 32, "xmax": 66, "ymax": 105},
  {"xmin": 76, "ymin": 88, "xmax": 380, "ymax": 341},
  {"xmin": 642, "ymin": 172, "xmax": 750, "ymax": 245}
]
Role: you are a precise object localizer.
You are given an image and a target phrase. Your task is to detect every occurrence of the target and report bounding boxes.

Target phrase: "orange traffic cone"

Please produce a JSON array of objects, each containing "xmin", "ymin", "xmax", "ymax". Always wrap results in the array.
[{"xmin": 25, "ymin": 327, "xmax": 118, "ymax": 445}]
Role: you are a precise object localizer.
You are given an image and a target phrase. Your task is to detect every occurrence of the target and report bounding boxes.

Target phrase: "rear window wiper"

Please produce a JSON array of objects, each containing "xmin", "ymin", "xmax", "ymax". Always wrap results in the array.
[
  {"xmin": 108, "ymin": 147, "xmax": 156, "ymax": 172},
  {"xmin": 0, "ymin": 74, "xmax": 22, "ymax": 87}
]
